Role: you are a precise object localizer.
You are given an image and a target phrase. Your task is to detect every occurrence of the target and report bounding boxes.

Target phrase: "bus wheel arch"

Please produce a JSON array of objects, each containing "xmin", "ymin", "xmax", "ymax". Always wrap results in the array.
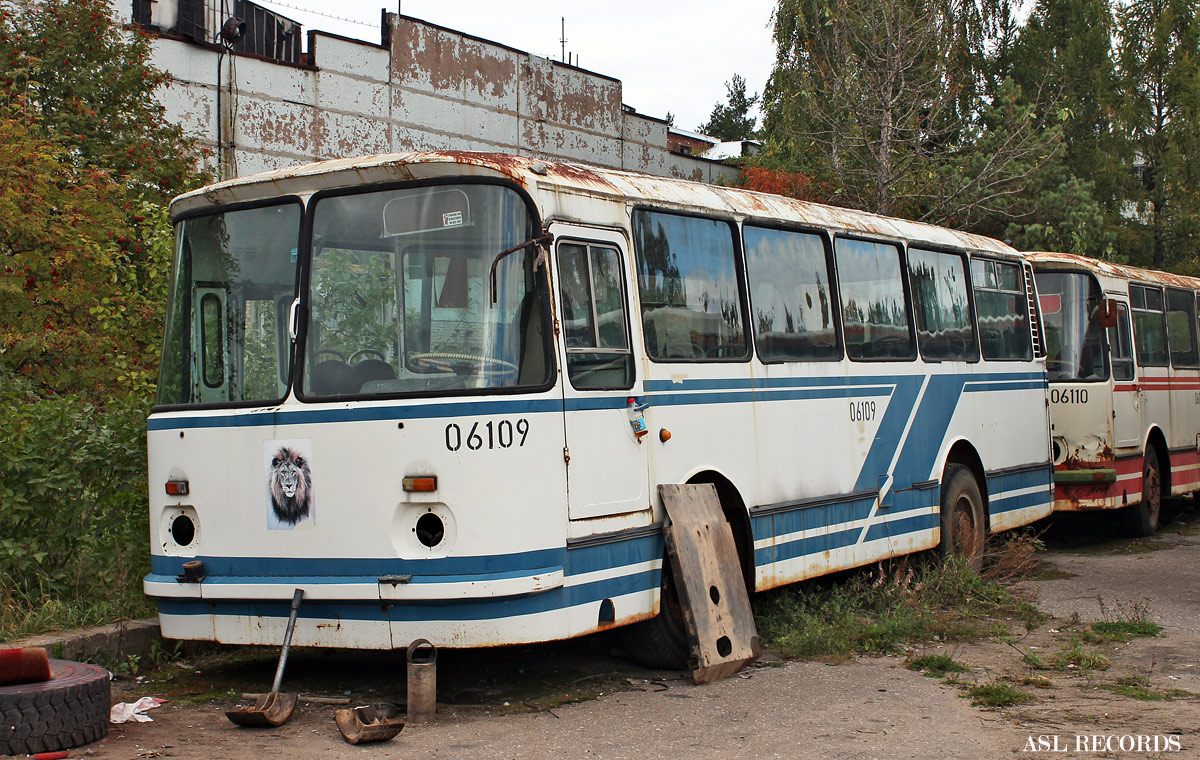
[
  {"xmin": 1129, "ymin": 430, "xmax": 1168, "ymax": 537},
  {"xmin": 686, "ymin": 470, "xmax": 754, "ymax": 594},
  {"xmin": 621, "ymin": 471, "xmax": 751, "ymax": 670},
  {"xmin": 940, "ymin": 443, "xmax": 988, "ymax": 569}
]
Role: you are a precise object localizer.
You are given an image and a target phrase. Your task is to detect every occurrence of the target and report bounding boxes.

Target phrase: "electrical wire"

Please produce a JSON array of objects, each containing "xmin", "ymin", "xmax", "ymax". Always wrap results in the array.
[{"xmin": 253, "ymin": 0, "xmax": 379, "ymax": 29}]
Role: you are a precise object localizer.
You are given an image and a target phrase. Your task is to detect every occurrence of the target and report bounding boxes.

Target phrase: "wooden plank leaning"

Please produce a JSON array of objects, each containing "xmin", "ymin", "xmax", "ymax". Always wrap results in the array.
[{"xmin": 658, "ymin": 483, "xmax": 760, "ymax": 684}]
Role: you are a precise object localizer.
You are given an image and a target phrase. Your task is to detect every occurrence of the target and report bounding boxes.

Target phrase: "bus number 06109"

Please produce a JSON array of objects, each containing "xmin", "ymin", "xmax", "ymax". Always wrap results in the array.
[
  {"xmin": 445, "ymin": 419, "xmax": 529, "ymax": 451},
  {"xmin": 850, "ymin": 400, "xmax": 876, "ymax": 422}
]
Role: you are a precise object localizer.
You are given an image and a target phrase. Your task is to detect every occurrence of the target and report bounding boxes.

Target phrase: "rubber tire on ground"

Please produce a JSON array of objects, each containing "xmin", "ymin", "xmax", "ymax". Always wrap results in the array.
[
  {"xmin": 0, "ymin": 659, "xmax": 110, "ymax": 755},
  {"xmin": 620, "ymin": 557, "xmax": 691, "ymax": 670},
  {"xmin": 939, "ymin": 464, "xmax": 987, "ymax": 570},
  {"xmin": 1127, "ymin": 452, "xmax": 1162, "ymax": 538}
]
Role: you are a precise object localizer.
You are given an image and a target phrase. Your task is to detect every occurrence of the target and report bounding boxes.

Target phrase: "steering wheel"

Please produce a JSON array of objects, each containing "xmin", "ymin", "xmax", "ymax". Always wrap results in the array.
[
  {"xmin": 349, "ymin": 348, "xmax": 387, "ymax": 364},
  {"xmin": 315, "ymin": 349, "xmax": 347, "ymax": 362},
  {"xmin": 408, "ymin": 352, "xmax": 519, "ymax": 377}
]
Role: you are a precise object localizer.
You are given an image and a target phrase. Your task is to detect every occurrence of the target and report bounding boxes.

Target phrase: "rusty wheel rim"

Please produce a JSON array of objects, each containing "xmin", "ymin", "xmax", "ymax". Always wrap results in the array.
[
  {"xmin": 951, "ymin": 496, "xmax": 980, "ymax": 560},
  {"xmin": 1144, "ymin": 459, "xmax": 1161, "ymax": 525}
]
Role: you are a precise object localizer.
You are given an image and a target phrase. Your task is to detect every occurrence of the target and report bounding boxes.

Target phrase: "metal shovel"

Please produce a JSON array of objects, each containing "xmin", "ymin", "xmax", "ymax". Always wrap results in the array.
[{"xmin": 226, "ymin": 588, "xmax": 304, "ymax": 727}]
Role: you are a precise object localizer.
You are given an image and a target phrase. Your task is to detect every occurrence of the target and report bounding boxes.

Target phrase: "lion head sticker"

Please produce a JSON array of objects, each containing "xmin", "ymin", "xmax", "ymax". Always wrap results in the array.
[{"xmin": 265, "ymin": 440, "xmax": 314, "ymax": 529}]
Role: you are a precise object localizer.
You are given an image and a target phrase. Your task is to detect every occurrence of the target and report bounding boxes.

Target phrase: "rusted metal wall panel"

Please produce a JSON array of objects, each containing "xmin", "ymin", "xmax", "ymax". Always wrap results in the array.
[
  {"xmin": 145, "ymin": 8, "xmax": 738, "ymax": 184},
  {"xmin": 392, "ymin": 89, "xmax": 519, "ymax": 147}
]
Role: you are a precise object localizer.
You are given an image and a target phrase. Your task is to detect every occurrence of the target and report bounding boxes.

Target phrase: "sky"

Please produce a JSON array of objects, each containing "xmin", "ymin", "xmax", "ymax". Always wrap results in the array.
[{"xmin": 252, "ymin": 0, "xmax": 778, "ymax": 133}]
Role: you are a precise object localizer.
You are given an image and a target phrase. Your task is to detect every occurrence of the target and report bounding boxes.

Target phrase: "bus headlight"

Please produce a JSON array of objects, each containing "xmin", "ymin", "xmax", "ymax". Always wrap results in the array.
[{"xmin": 1052, "ymin": 437, "xmax": 1067, "ymax": 465}]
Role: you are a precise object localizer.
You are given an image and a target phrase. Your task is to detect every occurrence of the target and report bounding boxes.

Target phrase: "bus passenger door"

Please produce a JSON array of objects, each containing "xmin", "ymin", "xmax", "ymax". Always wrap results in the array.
[
  {"xmin": 1109, "ymin": 301, "xmax": 1141, "ymax": 448},
  {"xmin": 551, "ymin": 226, "xmax": 650, "ymax": 520}
]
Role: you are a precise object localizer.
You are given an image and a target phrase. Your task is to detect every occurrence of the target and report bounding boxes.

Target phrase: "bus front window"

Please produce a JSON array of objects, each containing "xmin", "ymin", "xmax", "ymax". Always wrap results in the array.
[
  {"xmin": 302, "ymin": 184, "xmax": 551, "ymax": 398},
  {"xmin": 1034, "ymin": 271, "xmax": 1109, "ymax": 382},
  {"xmin": 157, "ymin": 203, "xmax": 301, "ymax": 407}
]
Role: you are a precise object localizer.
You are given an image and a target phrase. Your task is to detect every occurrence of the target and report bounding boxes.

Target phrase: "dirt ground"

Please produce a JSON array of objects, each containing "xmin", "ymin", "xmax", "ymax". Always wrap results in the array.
[{"xmin": 78, "ymin": 505, "xmax": 1200, "ymax": 760}]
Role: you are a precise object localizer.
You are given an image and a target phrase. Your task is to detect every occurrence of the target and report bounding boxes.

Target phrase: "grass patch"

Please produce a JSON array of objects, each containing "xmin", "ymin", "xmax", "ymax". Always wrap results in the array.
[
  {"xmin": 754, "ymin": 555, "xmax": 1043, "ymax": 660},
  {"xmin": 1021, "ymin": 649, "xmax": 1050, "ymax": 669},
  {"xmin": 1089, "ymin": 600, "xmax": 1162, "ymax": 642},
  {"xmin": 1051, "ymin": 642, "xmax": 1110, "ymax": 672},
  {"xmin": 907, "ymin": 654, "xmax": 968, "ymax": 677},
  {"xmin": 1099, "ymin": 682, "xmax": 1165, "ymax": 701},
  {"xmin": 967, "ymin": 681, "xmax": 1036, "ymax": 707}
]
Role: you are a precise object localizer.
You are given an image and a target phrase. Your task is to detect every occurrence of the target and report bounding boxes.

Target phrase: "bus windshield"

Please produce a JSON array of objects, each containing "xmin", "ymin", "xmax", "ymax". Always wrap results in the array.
[
  {"xmin": 1035, "ymin": 271, "xmax": 1109, "ymax": 382},
  {"xmin": 157, "ymin": 202, "xmax": 302, "ymax": 406},
  {"xmin": 302, "ymin": 183, "xmax": 551, "ymax": 397}
]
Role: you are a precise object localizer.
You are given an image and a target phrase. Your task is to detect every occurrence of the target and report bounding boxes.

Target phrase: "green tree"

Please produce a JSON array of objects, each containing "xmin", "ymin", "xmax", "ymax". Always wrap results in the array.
[
  {"xmin": 1000, "ymin": 0, "xmax": 1123, "ymax": 256},
  {"xmin": 0, "ymin": 0, "xmax": 205, "ymax": 635},
  {"xmin": 0, "ymin": 0, "xmax": 206, "ymax": 399},
  {"xmin": 698, "ymin": 74, "xmax": 759, "ymax": 140},
  {"xmin": 761, "ymin": 0, "xmax": 1059, "ymax": 224},
  {"xmin": 1114, "ymin": 0, "xmax": 1200, "ymax": 269}
]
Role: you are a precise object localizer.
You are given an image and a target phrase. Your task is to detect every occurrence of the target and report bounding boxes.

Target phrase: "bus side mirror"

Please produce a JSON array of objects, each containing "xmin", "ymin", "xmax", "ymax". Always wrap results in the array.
[{"xmin": 1096, "ymin": 298, "xmax": 1118, "ymax": 329}]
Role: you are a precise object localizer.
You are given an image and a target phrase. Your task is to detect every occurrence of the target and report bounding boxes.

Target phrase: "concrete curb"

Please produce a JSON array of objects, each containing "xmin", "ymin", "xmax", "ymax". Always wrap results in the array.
[{"xmin": 6, "ymin": 619, "xmax": 165, "ymax": 666}]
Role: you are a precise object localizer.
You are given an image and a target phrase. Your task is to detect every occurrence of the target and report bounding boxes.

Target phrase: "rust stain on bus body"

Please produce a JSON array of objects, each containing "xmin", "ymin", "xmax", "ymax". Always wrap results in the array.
[
  {"xmin": 173, "ymin": 152, "xmax": 1023, "ymax": 262},
  {"xmin": 1028, "ymin": 251, "xmax": 1200, "ymax": 290}
]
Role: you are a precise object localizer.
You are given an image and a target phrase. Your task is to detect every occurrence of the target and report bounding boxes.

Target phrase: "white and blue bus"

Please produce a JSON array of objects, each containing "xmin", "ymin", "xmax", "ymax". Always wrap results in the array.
[{"xmin": 146, "ymin": 151, "xmax": 1053, "ymax": 663}]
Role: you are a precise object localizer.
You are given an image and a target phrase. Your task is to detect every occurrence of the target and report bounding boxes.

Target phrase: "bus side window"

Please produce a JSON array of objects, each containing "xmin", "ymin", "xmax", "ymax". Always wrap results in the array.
[
  {"xmin": 971, "ymin": 258, "xmax": 1032, "ymax": 361},
  {"xmin": 1130, "ymin": 284, "xmax": 1168, "ymax": 367},
  {"xmin": 743, "ymin": 225, "xmax": 841, "ymax": 362},
  {"xmin": 557, "ymin": 242, "xmax": 634, "ymax": 389},
  {"xmin": 632, "ymin": 209, "xmax": 748, "ymax": 362},
  {"xmin": 834, "ymin": 238, "xmax": 915, "ymax": 361},
  {"xmin": 907, "ymin": 247, "xmax": 977, "ymax": 362},
  {"xmin": 1109, "ymin": 302, "xmax": 1135, "ymax": 381},
  {"xmin": 1166, "ymin": 287, "xmax": 1199, "ymax": 368}
]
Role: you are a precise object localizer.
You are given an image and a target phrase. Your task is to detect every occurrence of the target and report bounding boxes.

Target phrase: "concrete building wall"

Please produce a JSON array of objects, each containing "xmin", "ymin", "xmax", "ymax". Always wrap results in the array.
[{"xmin": 141, "ymin": 11, "xmax": 737, "ymax": 184}]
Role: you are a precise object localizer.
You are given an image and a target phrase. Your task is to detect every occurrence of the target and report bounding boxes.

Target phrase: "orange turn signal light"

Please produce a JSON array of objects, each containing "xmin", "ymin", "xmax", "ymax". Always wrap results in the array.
[
  {"xmin": 165, "ymin": 479, "xmax": 190, "ymax": 496},
  {"xmin": 402, "ymin": 476, "xmax": 438, "ymax": 493}
]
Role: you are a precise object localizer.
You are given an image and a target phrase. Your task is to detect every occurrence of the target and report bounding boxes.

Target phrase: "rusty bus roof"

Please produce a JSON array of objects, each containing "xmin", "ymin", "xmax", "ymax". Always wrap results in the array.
[
  {"xmin": 1026, "ymin": 251, "xmax": 1200, "ymax": 291},
  {"xmin": 172, "ymin": 151, "xmax": 1019, "ymax": 256}
]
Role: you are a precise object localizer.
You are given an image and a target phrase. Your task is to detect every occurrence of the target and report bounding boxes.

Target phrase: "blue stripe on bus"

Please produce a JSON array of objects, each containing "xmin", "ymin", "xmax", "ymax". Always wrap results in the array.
[
  {"xmin": 147, "ymin": 371, "xmax": 1045, "ymax": 431},
  {"xmin": 155, "ymin": 566, "xmax": 662, "ymax": 623},
  {"xmin": 148, "ymin": 533, "xmax": 663, "ymax": 586},
  {"xmin": 963, "ymin": 381, "xmax": 1046, "ymax": 393},
  {"xmin": 646, "ymin": 386, "xmax": 893, "ymax": 407},
  {"xmin": 987, "ymin": 466, "xmax": 1053, "ymax": 493},
  {"xmin": 752, "ymin": 525, "xmax": 863, "ymax": 568},
  {"xmin": 644, "ymin": 372, "xmax": 1042, "ymax": 393},
  {"xmin": 861, "ymin": 511, "xmax": 938, "ymax": 544},
  {"xmin": 854, "ymin": 375, "xmax": 925, "ymax": 492},
  {"xmin": 147, "ymin": 398, "xmax": 566, "ymax": 431},
  {"xmin": 989, "ymin": 490, "xmax": 1053, "ymax": 515}
]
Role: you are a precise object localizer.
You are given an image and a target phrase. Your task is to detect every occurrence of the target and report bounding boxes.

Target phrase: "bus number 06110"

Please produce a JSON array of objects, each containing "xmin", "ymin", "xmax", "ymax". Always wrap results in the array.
[{"xmin": 445, "ymin": 419, "xmax": 529, "ymax": 451}]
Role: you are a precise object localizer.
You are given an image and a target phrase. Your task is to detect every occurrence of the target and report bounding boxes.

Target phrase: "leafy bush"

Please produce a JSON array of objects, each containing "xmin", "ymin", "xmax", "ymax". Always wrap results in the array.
[{"xmin": 0, "ymin": 375, "xmax": 153, "ymax": 638}]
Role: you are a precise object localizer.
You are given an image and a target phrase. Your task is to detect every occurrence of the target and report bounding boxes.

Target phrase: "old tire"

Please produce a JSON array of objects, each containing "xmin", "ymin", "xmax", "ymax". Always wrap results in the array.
[
  {"xmin": 620, "ymin": 557, "xmax": 690, "ymax": 670},
  {"xmin": 1128, "ymin": 453, "xmax": 1162, "ymax": 537},
  {"xmin": 0, "ymin": 659, "xmax": 110, "ymax": 755},
  {"xmin": 940, "ymin": 464, "xmax": 986, "ymax": 570}
]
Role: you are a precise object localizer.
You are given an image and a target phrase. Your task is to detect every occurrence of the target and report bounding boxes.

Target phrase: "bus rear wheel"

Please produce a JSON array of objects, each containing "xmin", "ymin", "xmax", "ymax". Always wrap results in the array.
[
  {"xmin": 1127, "ymin": 453, "xmax": 1162, "ymax": 537},
  {"xmin": 939, "ymin": 464, "xmax": 986, "ymax": 570},
  {"xmin": 620, "ymin": 557, "xmax": 690, "ymax": 670}
]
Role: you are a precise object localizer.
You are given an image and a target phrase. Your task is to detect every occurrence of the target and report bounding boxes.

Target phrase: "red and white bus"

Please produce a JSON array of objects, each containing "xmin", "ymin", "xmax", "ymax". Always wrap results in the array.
[{"xmin": 1030, "ymin": 252, "xmax": 1200, "ymax": 535}]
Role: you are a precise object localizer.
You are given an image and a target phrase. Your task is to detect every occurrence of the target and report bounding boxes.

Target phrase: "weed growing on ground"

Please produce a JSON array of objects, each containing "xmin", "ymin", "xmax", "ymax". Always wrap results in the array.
[
  {"xmin": 1021, "ymin": 649, "xmax": 1050, "ymax": 669},
  {"xmin": 1100, "ymin": 681, "xmax": 1165, "ymax": 701},
  {"xmin": 1052, "ymin": 641, "xmax": 1110, "ymax": 672},
  {"xmin": 754, "ymin": 553, "xmax": 1042, "ymax": 660},
  {"xmin": 966, "ymin": 681, "xmax": 1037, "ymax": 707},
  {"xmin": 907, "ymin": 654, "xmax": 968, "ymax": 677},
  {"xmin": 1089, "ymin": 599, "xmax": 1162, "ymax": 642}
]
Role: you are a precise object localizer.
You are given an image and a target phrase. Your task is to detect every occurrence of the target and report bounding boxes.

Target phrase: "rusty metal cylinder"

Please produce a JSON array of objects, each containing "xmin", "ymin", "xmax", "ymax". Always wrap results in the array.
[{"xmin": 406, "ymin": 638, "xmax": 437, "ymax": 723}]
